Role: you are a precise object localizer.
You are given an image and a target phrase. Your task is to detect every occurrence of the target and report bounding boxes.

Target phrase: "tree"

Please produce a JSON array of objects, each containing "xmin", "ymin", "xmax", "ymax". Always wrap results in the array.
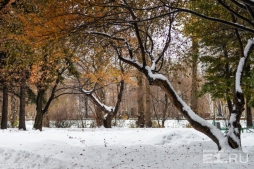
[
  {"xmin": 0, "ymin": 81, "xmax": 8, "ymax": 129},
  {"xmin": 78, "ymin": 47, "xmax": 126, "ymax": 128},
  {"xmin": 31, "ymin": 41, "xmax": 79, "ymax": 130},
  {"xmin": 0, "ymin": 0, "xmax": 16, "ymax": 130},
  {"xmin": 1, "ymin": 0, "xmax": 40, "ymax": 130},
  {"xmin": 84, "ymin": 0, "xmax": 254, "ymax": 150},
  {"xmin": 80, "ymin": 79, "xmax": 124, "ymax": 128},
  {"xmin": 183, "ymin": 0, "xmax": 254, "ymax": 126}
]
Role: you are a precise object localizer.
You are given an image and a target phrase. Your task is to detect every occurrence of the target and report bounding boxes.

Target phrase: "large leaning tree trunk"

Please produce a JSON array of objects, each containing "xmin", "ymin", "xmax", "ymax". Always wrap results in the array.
[{"xmin": 80, "ymin": 80, "xmax": 125, "ymax": 128}]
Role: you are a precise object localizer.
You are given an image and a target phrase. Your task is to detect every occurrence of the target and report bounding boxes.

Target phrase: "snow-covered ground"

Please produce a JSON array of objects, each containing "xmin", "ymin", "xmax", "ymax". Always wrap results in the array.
[{"xmin": 0, "ymin": 122, "xmax": 253, "ymax": 169}]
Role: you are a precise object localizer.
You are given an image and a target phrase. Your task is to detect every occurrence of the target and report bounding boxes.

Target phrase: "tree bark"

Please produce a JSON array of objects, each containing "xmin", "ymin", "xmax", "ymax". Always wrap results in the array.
[
  {"xmin": 223, "ymin": 44, "xmax": 233, "ymax": 114},
  {"xmin": 33, "ymin": 88, "xmax": 45, "ymax": 131},
  {"xmin": 145, "ymin": 79, "xmax": 152, "ymax": 127},
  {"xmin": 1, "ymin": 85, "xmax": 8, "ymax": 129},
  {"xmin": 137, "ymin": 73, "xmax": 145, "ymax": 128},
  {"xmin": 10, "ymin": 93, "xmax": 18, "ymax": 128},
  {"xmin": 95, "ymin": 105, "xmax": 103, "ymax": 127},
  {"xmin": 190, "ymin": 36, "xmax": 198, "ymax": 114},
  {"xmin": 104, "ymin": 114, "xmax": 114, "ymax": 128},
  {"xmin": 245, "ymin": 64, "xmax": 253, "ymax": 127},
  {"xmin": 94, "ymin": 84, "xmax": 104, "ymax": 127},
  {"xmin": 246, "ymin": 96, "xmax": 253, "ymax": 127},
  {"xmin": 19, "ymin": 77, "xmax": 26, "ymax": 130},
  {"xmin": 162, "ymin": 93, "xmax": 168, "ymax": 128}
]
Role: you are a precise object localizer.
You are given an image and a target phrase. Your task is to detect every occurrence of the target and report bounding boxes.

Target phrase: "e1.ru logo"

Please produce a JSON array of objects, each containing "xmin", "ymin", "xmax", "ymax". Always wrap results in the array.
[{"xmin": 203, "ymin": 150, "xmax": 248, "ymax": 163}]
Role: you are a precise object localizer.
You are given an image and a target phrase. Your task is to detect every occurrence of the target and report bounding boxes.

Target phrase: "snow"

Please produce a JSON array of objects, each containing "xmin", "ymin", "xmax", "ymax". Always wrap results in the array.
[
  {"xmin": 92, "ymin": 93, "xmax": 114, "ymax": 112},
  {"xmin": 0, "ymin": 122, "xmax": 253, "ymax": 169},
  {"xmin": 145, "ymin": 66, "xmax": 168, "ymax": 81},
  {"xmin": 229, "ymin": 113, "xmax": 237, "ymax": 124},
  {"xmin": 235, "ymin": 38, "xmax": 254, "ymax": 93},
  {"xmin": 124, "ymin": 57, "xmax": 143, "ymax": 68},
  {"xmin": 150, "ymin": 60, "xmax": 156, "ymax": 71},
  {"xmin": 82, "ymin": 89, "xmax": 114, "ymax": 112}
]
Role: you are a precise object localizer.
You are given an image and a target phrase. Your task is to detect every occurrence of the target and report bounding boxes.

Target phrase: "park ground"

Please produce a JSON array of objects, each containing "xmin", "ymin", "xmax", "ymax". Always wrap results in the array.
[{"xmin": 0, "ymin": 121, "xmax": 253, "ymax": 169}]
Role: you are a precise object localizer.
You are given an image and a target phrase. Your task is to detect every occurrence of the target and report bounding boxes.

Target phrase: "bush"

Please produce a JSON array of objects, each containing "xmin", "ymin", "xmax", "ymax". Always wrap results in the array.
[
  {"xmin": 54, "ymin": 120, "xmax": 74, "ymax": 128},
  {"xmin": 152, "ymin": 121, "xmax": 160, "ymax": 128}
]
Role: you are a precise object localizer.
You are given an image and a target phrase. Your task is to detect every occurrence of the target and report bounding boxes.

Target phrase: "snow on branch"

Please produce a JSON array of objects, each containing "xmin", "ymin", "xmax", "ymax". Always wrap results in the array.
[
  {"xmin": 80, "ymin": 80, "xmax": 125, "ymax": 118},
  {"xmin": 80, "ymin": 84, "xmax": 114, "ymax": 113},
  {"xmin": 235, "ymin": 38, "xmax": 254, "ymax": 93}
]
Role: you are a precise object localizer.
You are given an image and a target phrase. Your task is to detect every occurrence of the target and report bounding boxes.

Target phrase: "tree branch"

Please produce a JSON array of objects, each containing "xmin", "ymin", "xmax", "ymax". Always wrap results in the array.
[
  {"xmin": 164, "ymin": 6, "xmax": 254, "ymax": 34},
  {"xmin": 217, "ymin": 0, "xmax": 254, "ymax": 26}
]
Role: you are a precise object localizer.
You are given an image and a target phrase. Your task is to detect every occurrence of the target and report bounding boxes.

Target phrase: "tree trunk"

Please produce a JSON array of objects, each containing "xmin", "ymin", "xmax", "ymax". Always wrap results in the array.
[
  {"xmin": 104, "ymin": 114, "xmax": 113, "ymax": 128},
  {"xmin": 137, "ymin": 73, "xmax": 145, "ymax": 128},
  {"xmin": 223, "ymin": 44, "xmax": 233, "ymax": 114},
  {"xmin": 245, "ymin": 64, "xmax": 253, "ymax": 127},
  {"xmin": 145, "ymin": 79, "xmax": 152, "ymax": 127},
  {"xmin": 162, "ymin": 93, "xmax": 168, "ymax": 128},
  {"xmin": 10, "ymin": 93, "xmax": 18, "ymax": 128},
  {"xmin": 103, "ymin": 80, "xmax": 124, "ymax": 128},
  {"xmin": 246, "ymin": 96, "xmax": 253, "ymax": 127},
  {"xmin": 95, "ymin": 106, "xmax": 103, "ymax": 127},
  {"xmin": 82, "ymin": 96, "xmax": 88, "ymax": 128},
  {"xmin": 190, "ymin": 37, "xmax": 198, "ymax": 114},
  {"xmin": 162, "ymin": 120, "xmax": 165, "ymax": 128},
  {"xmin": 94, "ymin": 84, "xmax": 104, "ymax": 127},
  {"xmin": 1, "ymin": 85, "xmax": 8, "ymax": 129},
  {"xmin": 19, "ymin": 77, "xmax": 26, "ymax": 130},
  {"xmin": 34, "ymin": 109, "xmax": 44, "ymax": 131},
  {"xmin": 33, "ymin": 89, "xmax": 45, "ymax": 131}
]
